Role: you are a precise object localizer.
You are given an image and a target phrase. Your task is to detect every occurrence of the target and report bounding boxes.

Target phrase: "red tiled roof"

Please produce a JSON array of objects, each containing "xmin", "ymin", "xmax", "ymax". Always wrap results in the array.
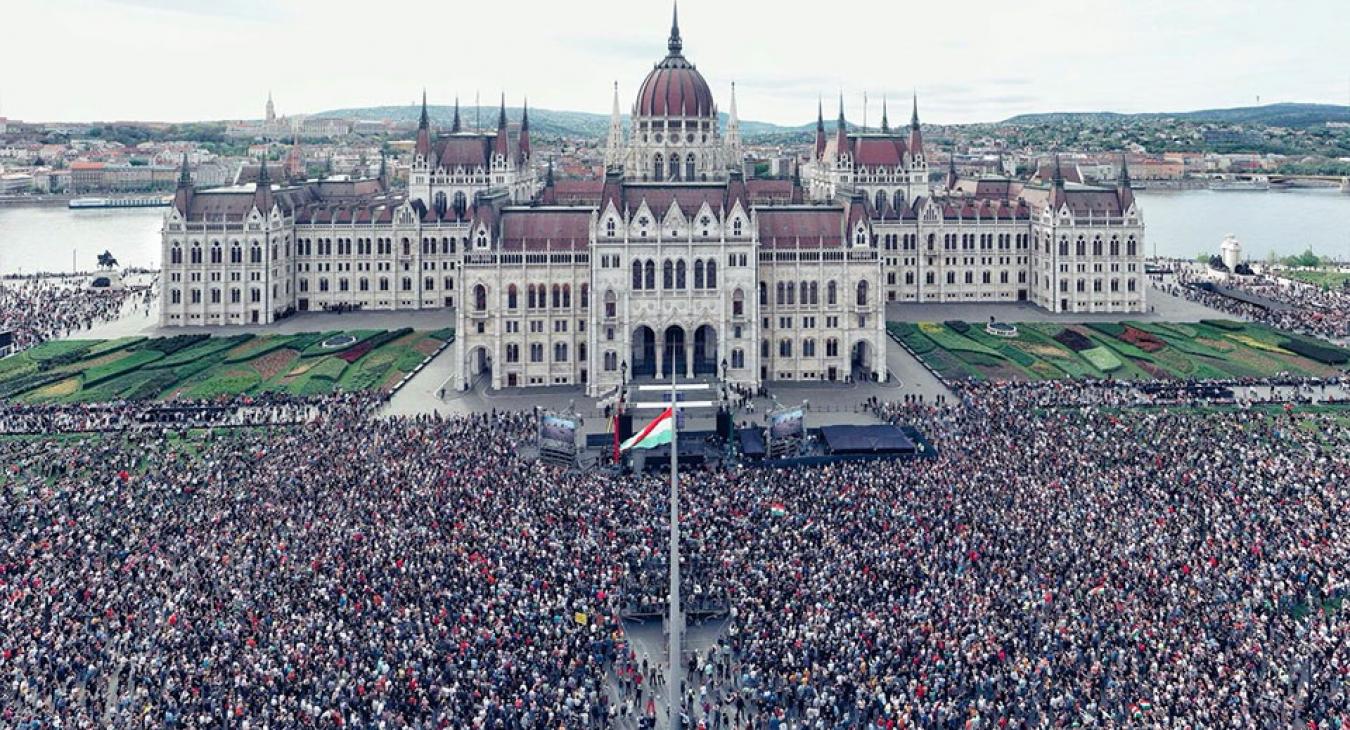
[
  {"xmin": 500, "ymin": 209, "xmax": 591, "ymax": 250},
  {"xmin": 757, "ymin": 207, "xmax": 843, "ymax": 249}
]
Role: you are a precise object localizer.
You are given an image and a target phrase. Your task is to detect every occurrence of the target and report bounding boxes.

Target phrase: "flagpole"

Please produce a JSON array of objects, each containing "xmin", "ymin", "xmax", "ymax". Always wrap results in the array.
[{"xmin": 667, "ymin": 360, "xmax": 681, "ymax": 728}]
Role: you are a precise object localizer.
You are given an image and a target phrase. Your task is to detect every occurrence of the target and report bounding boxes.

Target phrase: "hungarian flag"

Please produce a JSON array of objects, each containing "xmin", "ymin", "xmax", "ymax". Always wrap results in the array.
[{"xmin": 620, "ymin": 408, "xmax": 674, "ymax": 452}]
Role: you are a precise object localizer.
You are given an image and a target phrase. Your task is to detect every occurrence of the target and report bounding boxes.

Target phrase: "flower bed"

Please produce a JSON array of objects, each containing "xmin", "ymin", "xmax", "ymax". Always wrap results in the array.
[
  {"xmin": 1119, "ymin": 326, "xmax": 1166, "ymax": 353},
  {"xmin": 1052, "ymin": 328, "xmax": 1095, "ymax": 352}
]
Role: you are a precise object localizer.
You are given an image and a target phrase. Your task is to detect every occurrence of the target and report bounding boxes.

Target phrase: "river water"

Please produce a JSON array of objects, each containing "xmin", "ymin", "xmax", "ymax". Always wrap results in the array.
[{"xmin": 0, "ymin": 189, "xmax": 1348, "ymax": 275}]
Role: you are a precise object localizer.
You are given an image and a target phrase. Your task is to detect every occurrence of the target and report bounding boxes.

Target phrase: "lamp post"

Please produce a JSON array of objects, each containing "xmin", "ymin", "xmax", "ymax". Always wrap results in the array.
[
  {"xmin": 721, "ymin": 357, "xmax": 728, "ymax": 382},
  {"xmin": 620, "ymin": 359, "xmax": 628, "ymax": 392}
]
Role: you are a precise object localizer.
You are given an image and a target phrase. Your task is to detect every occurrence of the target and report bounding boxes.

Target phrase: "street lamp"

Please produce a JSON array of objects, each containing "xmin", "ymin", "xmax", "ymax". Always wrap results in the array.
[
  {"xmin": 620, "ymin": 359, "xmax": 627, "ymax": 390},
  {"xmin": 720, "ymin": 357, "xmax": 728, "ymax": 382}
]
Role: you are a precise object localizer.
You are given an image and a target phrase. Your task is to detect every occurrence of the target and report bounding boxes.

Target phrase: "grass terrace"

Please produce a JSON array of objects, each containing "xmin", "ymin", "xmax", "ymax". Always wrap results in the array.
[
  {"xmin": 888, "ymin": 319, "xmax": 1349, "ymax": 382},
  {"xmin": 0, "ymin": 328, "xmax": 453, "ymax": 403}
]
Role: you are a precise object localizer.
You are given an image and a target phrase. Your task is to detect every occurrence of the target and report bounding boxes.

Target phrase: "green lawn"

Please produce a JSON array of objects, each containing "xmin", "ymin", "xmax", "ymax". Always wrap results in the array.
[
  {"xmin": 1, "ymin": 329, "xmax": 453, "ymax": 403},
  {"xmin": 891, "ymin": 319, "xmax": 1350, "ymax": 382},
  {"xmin": 1280, "ymin": 269, "xmax": 1350, "ymax": 289}
]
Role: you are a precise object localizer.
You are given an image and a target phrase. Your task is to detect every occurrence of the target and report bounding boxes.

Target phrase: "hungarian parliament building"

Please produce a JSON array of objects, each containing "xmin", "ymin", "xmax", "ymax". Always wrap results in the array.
[{"xmin": 159, "ymin": 10, "xmax": 1146, "ymax": 395}]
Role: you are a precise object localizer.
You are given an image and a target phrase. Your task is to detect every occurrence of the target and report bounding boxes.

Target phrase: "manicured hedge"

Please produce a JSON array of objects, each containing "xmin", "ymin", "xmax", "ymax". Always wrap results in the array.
[
  {"xmin": 1280, "ymin": 338, "xmax": 1350, "ymax": 365},
  {"xmin": 0, "ymin": 372, "xmax": 67, "ymax": 399},
  {"xmin": 428, "ymin": 327, "xmax": 455, "ymax": 341},
  {"xmin": 1086, "ymin": 322, "xmax": 1126, "ymax": 337},
  {"xmin": 944, "ymin": 320, "xmax": 971, "ymax": 334},
  {"xmin": 1200, "ymin": 319, "xmax": 1245, "ymax": 332},
  {"xmin": 152, "ymin": 335, "xmax": 254, "ymax": 369},
  {"xmin": 84, "ymin": 350, "xmax": 165, "ymax": 387},
  {"xmin": 86, "ymin": 337, "xmax": 146, "ymax": 358},
  {"xmin": 300, "ymin": 330, "xmax": 378, "ymax": 358},
  {"xmin": 142, "ymin": 334, "xmax": 210, "ymax": 357}
]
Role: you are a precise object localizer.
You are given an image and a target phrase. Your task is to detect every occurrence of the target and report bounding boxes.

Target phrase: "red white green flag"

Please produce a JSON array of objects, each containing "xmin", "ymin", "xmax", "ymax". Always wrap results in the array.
[{"xmin": 620, "ymin": 407, "xmax": 674, "ymax": 452}]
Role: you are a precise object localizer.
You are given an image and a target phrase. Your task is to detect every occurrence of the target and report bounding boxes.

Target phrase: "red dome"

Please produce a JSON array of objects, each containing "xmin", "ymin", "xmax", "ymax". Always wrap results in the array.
[
  {"xmin": 634, "ymin": 8, "xmax": 715, "ymax": 118},
  {"xmin": 636, "ymin": 56, "xmax": 715, "ymax": 119}
]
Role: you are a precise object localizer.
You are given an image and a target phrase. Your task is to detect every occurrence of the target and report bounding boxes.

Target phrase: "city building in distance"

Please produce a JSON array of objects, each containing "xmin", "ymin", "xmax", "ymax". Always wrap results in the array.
[{"xmin": 158, "ymin": 7, "xmax": 1146, "ymax": 395}]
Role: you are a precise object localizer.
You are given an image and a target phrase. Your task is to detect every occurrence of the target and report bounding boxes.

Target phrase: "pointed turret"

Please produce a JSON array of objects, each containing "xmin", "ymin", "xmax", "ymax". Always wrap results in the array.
[
  {"xmin": 946, "ymin": 150, "xmax": 959, "ymax": 191},
  {"xmin": 604, "ymin": 81, "xmax": 625, "ymax": 170},
  {"xmin": 813, "ymin": 97, "xmax": 826, "ymax": 161},
  {"xmin": 1117, "ymin": 154, "xmax": 1134, "ymax": 210},
  {"xmin": 177, "ymin": 153, "xmax": 192, "ymax": 188},
  {"xmin": 1050, "ymin": 154, "xmax": 1067, "ymax": 209},
  {"xmin": 253, "ymin": 155, "xmax": 273, "ymax": 214},
  {"xmin": 493, "ymin": 93, "xmax": 510, "ymax": 159},
  {"xmin": 517, "ymin": 98, "xmax": 532, "ymax": 164},
  {"xmin": 173, "ymin": 153, "xmax": 194, "ymax": 214},
  {"xmin": 539, "ymin": 157, "xmax": 557, "ymax": 205},
  {"xmin": 908, "ymin": 92, "xmax": 924, "ymax": 160},
  {"xmin": 377, "ymin": 151, "xmax": 388, "ymax": 190},
  {"xmin": 834, "ymin": 93, "xmax": 849, "ymax": 164},
  {"xmin": 451, "ymin": 96, "xmax": 462, "ymax": 133},
  {"xmin": 725, "ymin": 82, "xmax": 742, "ymax": 166},
  {"xmin": 668, "ymin": 1, "xmax": 683, "ymax": 55},
  {"xmin": 415, "ymin": 89, "xmax": 432, "ymax": 160},
  {"xmin": 881, "ymin": 96, "xmax": 890, "ymax": 134}
]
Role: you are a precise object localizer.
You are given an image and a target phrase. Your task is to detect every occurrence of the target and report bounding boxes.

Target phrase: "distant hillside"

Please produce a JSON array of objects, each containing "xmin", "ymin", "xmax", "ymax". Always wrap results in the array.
[
  {"xmin": 313, "ymin": 105, "xmax": 813, "ymax": 140},
  {"xmin": 1002, "ymin": 103, "xmax": 1350, "ymax": 129}
]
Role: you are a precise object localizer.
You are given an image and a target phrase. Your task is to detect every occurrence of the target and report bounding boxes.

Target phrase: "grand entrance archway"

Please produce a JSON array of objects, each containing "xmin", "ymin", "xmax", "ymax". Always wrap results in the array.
[
  {"xmin": 693, "ymin": 324, "xmax": 718, "ymax": 375},
  {"xmin": 631, "ymin": 326, "xmax": 656, "ymax": 377},
  {"xmin": 663, "ymin": 325, "xmax": 687, "ymax": 378},
  {"xmin": 851, "ymin": 340, "xmax": 871, "ymax": 380},
  {"xmin": 467, "ymin": 346, "xmax": 491, "ymax": 386}
]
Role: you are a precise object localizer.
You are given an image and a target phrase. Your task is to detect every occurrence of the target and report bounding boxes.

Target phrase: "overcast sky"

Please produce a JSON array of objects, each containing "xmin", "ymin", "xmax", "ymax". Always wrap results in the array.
[{"xmin": 4, "ymin": 0, "xmax": 1348, "ymax": 126}]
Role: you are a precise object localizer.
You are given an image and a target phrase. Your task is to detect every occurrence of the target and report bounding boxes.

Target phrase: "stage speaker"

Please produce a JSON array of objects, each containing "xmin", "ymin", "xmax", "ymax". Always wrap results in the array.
[
  {"xmin": 716, "ymin": 409, "xmax": 733, "ymax": 440},
  {"xmin": 618, "ymin": 413, "xmax": 634, "ymax": 442}
]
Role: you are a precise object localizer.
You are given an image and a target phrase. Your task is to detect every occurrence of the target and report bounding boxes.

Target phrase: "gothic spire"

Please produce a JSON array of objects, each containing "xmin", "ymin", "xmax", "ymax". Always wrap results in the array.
[
  {"xmin": 451, "ymin": 96, "xmax": 461, "ymax": 133},
  {"xmin": 837, "ymin": 92, "xmax": 846, "ymax": 130},
  {"xmin": 910, "ymin": 90, "xmax": 920, "ymax": 129},
  {"xmin": 881, "ymin": 96, "xmax": 889, "ymax": 134},
  {"xmin": 418, "ymin": 88, "xmax": 429, "ymax": 130},
  {"xmin": 604, "ymin": 81, "xmax": 625, "ymax": 170},
  {"xmin": 177, "ymin": 153, "xmax": 191, "ymax": 188},
  {"xmin": 497, "ymin": 92, "xmax": 507, "ymax": 130},
  {"xmin": 1118, "ymin": 154, "xmax": 1131, "ymax": 187},
  {"xmin": 668, "ymin": 1, "xmax": 683, "ymax": 55}
]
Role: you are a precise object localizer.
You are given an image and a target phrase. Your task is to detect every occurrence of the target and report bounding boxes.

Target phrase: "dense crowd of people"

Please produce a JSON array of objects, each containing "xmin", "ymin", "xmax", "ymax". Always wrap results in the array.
[
  {"xmin": 1164, "ymin": 269, "xmax": 1350, "ymax": 342},
  {"xmin": 0, "ymin": 278, "xmax": 146, "ymax": 349},
  {"xmin": 1, "ymin": 383, "xmax": 1347, "ymax": 728}
]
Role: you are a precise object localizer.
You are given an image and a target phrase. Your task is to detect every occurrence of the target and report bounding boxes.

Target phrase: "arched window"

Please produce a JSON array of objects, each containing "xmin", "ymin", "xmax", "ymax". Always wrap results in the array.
[
  {"xmin": 856, "ymin": 280, "xmax": 869, "ymax": 306},
  {"xmin": 685, "ymin": 154, "xmax": 696, "ymax": 181},
  {"xmin": 1127, "ymin": 238, "xmax": 1137, "ymax": 256},
  {"xmin": 170, "ymin": 288, "xmax": 181, "ymax": 304},
  {"xmin": 694, "ymin": 259, "xmax": 705, "ymax": 289},
  {"xmin": 1076, "ymin": 238, "xmax": 1086, "ymax": 256},
  {"xmin": 826, "ymin": 338, "xmax": 839, "ymax": 357},
  {"xmin": 251, "ymin": 245, "xmax": 262, "ymax": 263},
  {"xmin": 552, "ymin": 284, "xmax": 561, "ymax": 309},
  {"xmin": 562, "ymin": 285, "xmax": 571, "ymax": 308},
  {"xmin": 893, "ymin": 190, "xmax": 905, "ymax": 211},
  {"xmin": 799, "ymin": 281, "xmax": 809, "ymax": 305},
  {"xmin": 210, "ymin": 243, "xmax": 222, "ymax": 264},
  {"xmin": 453, "ymin": 192, "xmax": 467, "ymax": 218},
  {"xmin": 663, "ymin": 259, "xmax": 674, "ymax": 289},
  {"xmin": 1109, "ymin": 238, "xmax": 1120, "ymax": 256},
  {"xmin": 809, "ymin": 281, "xmax": 818, "ymax": 305},
  {"xmin": 433, "ymin": 191, "xmax": 447, "ymax": 217},
  {"xmin": 606, "ymin": 219, "xmax": 616, "ymax": 237},
  {"xmin": 775, "ymin": 282, "xmax": 785, "ymax": 306},
  {"xmin": 579, "ymin": 284, "xmax": 588, "ymax": 308},
  {"xmin": 1092, "ymin": 238, "xmax": 1103, "ymax": 256},
  {"xmin": 874, "ymin": 190, "xmax": 886, "ymax": 212},
  {"xmin": 827, "ymin": 280, "xmax": 837, "ymax": 305},
  {"xmin": 676, "ymin": 260, "xmax": 686, "ymax": 289},
  {"xmin": 669, "ymin": 156, "xmax": 679, "ymax": 180},
  {"xmin": 474, "ymin": 284, "xmax": 487, "ymax": 311},
  {"xmin": 732, "ymin": 219, "xmax": 742, "ymax": 237},
  {"xmin": 171, "ymin": 245, "xmax": 182, "ymax": 264},
  {"xmin": 604, "ymin": 290, "xmax": 617, "ymax": 318},
  {"xmin": 633, "ymin": 259, "xmax": 643, "ymax": 289},
  {"xmin": 507, "ymin": 284, "xmax": 518, "ymax": 309},
  {"xmin": 527, "ymin": 284, "xmax": 537, "ymax": 309},
  {"xmin": 759, "ymin": 281, "xmax": 767, "ymax": 306},
  {"xmin": 705, "ymin": 260, "xmax": 716, "ymax": 288},
  {"xmin": 554, "ymin": 343, "xmax": 568, "ymax": 362},
  {"xmin": 653, "ymin": 153, "xmax": 664, "ymax": 181},
  {"xmin": 731, "ymin": 348, "xmax": 744, "ymax": 369},
  {"xmin": 803, "ymin": 339, "xmax": 816, "ymax": 357},
  {"xmin": 190, "ymin": 244, "xmax": 202, "ymax": 264},
  {"xmin": 645, "ymin": 260, "xmax": 656, "ymax": 289},
  {"xmin": 230, "ymin": 244, "xmax": 242, "ymax": 263},
  {"xmin": 732, "ymin": 288, "xmax": 744, "ymax": 317},
  {"xmin": 1059, "ymin": 239, "xmax": 1070, "ymax": 256}
]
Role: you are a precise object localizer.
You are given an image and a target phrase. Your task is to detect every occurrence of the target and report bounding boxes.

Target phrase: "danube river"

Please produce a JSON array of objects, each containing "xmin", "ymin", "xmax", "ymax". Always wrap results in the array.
[{"xmin": 0, "ymin": 189, "xmax": 1348, "ymax": 275}]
